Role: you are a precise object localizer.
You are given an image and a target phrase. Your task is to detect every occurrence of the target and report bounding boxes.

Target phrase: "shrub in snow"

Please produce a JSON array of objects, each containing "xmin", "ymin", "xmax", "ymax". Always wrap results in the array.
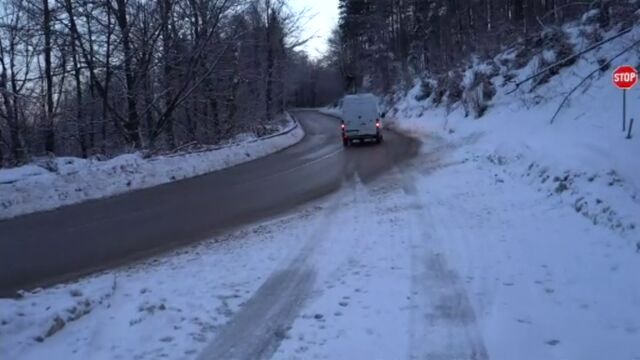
[
  {"xmin": 610, "ymin": 2, "xmax": 640, "ymax": 29},
  {"xmin": 43, "ymin": 315, "xmax": 66, "ymax": 339},
  {"xmin": 502, "ymin": 71, "xmax": 516, "ymax": 85},
  {"xmin": 581, "ymin": 8, "xmax": 602, "ymax": 26},
  {"xmin": 512, "ymin": 43, "xmax": 535, "ymax": 70},
  {"xmin": 597, "ymin": 57, "xmax": 611, "ymax": 72},
  {"xmin": 507, "ymin": 27, "xmax": 576, "ymax": 79},
  {"xmin": 483, "ymin": 60, "xmax": 501, "ymax": 79},
  {"xmin": 531, "ymin": 28, "xmax": 576, "ymax": 89},
  {"xmin": 432, "ymin": 80, "xmax": 446, "ymax": 106},
  {"xmin": 462, "ymin": 72, "xmax": 496, "ymax": 118},
  {"xmin": 415, "ymin": 80, "xmax": 433, "ymax": 102},
  {"xmin": 579, "ymin": 23, "xmax": 604, "ymax": 44},
  {"xmin": 432, "ymin": 71, "xmax": 464, "ymax": 107},
  {"xmin": 446, "ymin": 74, "xmax": 464, "ymax": 105},
  {"xmin": 34, "ymin": 156, "xmax": 60, "ymax": 173}
]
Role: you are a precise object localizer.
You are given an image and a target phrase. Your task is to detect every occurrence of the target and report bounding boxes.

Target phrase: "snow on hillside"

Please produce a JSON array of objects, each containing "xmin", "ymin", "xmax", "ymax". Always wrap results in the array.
[
  {"xmin": 389, "ymin": 22, "xmax": 640, "ymax": 240},
  {"xmin": 0, "ymin": 113, "xmax": 304, "ymax": 220}
]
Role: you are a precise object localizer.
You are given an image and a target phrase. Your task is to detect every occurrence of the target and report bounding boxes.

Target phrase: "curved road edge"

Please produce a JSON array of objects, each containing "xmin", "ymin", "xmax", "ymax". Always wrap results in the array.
[{"xmin": 0, "ymin": 112, "xmax": 306, "ymax": 221}]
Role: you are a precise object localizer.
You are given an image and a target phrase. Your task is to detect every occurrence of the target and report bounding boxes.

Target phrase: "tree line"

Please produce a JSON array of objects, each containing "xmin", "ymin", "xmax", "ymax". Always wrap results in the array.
[
  {"xmin": 330, "ymin": 0, "xmax": 637, "ymax": 95},
  {"xmin": 0, "ymin": 0, "xmax": 343, "ymax": 166}
]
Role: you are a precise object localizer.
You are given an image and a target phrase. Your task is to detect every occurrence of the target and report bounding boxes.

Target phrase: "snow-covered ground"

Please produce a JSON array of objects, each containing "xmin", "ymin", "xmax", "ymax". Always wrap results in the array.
[
  {"xmin": 0, "ymin": 113, "xmax": 304, "ymax": 220},
  {"xmin": 2, "ymin": 146, "xmax": 638, "ymax": 359}
]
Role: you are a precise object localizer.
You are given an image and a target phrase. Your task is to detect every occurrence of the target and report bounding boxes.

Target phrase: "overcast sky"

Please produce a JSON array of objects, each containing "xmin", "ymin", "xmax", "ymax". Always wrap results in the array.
[{"xmin": 289, "ymin": 0, "xmax": 339, "ymax": 59}]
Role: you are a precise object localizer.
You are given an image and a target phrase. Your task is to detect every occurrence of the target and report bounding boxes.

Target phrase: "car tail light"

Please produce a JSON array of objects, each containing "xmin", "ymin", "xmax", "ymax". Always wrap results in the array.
[
  {"xmin": 341, "ymin": 123, "xmax": 345, "ymax": 129},
  {"xmin": 376, "ymin": 121, "xmax": 380, "ymax": 128}
]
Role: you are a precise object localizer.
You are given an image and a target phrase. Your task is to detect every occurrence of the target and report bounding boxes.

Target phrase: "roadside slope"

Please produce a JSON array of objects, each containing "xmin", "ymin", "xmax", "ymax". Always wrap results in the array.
[
  {"xmin": 0, "ymin": 113, "xmax": 304, "ymax": 220},
  {"xmin": 389, "ymin": 21, "xmax": 640, "ymax": 242},
  {"xmin": 380, "ymin": 17, "xmax": 640, "ymax": 360}
]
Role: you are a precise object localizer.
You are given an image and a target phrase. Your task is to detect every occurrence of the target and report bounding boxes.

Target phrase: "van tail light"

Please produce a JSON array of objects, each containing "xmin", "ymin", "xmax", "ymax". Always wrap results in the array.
[
  {"xmin": 341, "ymin": 121, "xmax": 345, "ymax": 130},
  {"xmin": 376, "ymin": 121, "xmax": 380, "ymax": 128}
]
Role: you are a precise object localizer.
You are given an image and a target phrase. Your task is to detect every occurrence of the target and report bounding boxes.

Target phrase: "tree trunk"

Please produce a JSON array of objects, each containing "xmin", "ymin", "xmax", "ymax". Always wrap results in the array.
[
  {"xmin": 102, "ymin": 6, "xmax": 112, "ymax": 154},
  {"xmin": 266, "ymin": 25, "xmax": 274, "ymax": 122},
  {"xmin": 162, "ymin": 0, "xmax": 176, "ymax": 148},
  {"xmin": 42, "ymin": 0, "xmax": 55, "ymax": 153},
  {"xmin": 71, "ymin": 37, "xmax": 87, "ymax": 157},
  {"xmin": 115, "ymin": 0, "xmax": 141, "ymax": 149},
  {"xmin": 0, "ymin": 47, "xmax": 22, "ymax": 163},
  {"xmin": 85, "ymin": 10, "xmax": 96, "ymax": 154}
]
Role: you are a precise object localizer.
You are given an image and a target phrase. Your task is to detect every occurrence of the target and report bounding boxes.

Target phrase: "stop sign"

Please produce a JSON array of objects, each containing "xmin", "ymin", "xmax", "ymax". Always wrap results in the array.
[{"xmin": 613, "ymin": 65, "xmax": 638, "ymax": 90}]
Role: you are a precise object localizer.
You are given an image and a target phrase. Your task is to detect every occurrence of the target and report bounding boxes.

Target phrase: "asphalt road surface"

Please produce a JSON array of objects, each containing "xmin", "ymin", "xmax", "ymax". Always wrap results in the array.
[{"xmin": 0, "ymin": 110, "xmax": 419, "ymax": 296}]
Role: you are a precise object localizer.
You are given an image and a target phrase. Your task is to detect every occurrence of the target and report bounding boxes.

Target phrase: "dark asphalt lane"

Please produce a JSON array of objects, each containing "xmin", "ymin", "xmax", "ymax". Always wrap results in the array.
[{"xmin": 0, "ymin": 110, "xmax": 419, "ymax": 296}]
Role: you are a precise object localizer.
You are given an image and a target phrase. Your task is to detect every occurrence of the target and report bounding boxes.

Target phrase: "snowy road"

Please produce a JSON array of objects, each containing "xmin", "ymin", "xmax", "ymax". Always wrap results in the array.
[{"xmin": 0, "ymin": 111, "xmax": 419, "ymax": 295}]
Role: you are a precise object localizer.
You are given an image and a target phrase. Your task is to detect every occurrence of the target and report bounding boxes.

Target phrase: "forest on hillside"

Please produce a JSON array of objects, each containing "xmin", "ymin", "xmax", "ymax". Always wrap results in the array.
[
  {"xmin": 0, "ymin": 0, "xmax": 342, "ymax": 165},
  {"xmin": 329, "ymin": 0, "xmax": 638, "ymax": 94}
]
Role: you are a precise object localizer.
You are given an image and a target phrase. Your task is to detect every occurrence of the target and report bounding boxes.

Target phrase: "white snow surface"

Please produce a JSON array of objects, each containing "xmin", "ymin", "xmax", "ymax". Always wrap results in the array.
[
  {"xmin": 2, "ymin": 154, "xmax": 638, "ymax": 359},
  {"xmin": 0, "ymin": 113, "xmax": 304, "ymax": 220}
]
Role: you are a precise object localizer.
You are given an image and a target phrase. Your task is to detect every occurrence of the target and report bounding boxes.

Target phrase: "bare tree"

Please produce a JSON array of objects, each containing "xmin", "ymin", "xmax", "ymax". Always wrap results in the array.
[
  {"xmin": 0, "ymin": 0, "xmax": 326, "ymax": 166},
  {"xmin": 333, "ymin": 0, "xmax": 637, "ymax": 98},
  {"xmin": 42, "ymin": 0, "xmax": 55, "ymax": 153}
]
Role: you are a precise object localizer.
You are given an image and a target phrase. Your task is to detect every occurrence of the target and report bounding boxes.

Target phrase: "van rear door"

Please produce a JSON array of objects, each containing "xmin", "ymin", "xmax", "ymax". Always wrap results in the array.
[{"xmin": 342, "ymin": 95, "xmax": 378, "ymax": 136}]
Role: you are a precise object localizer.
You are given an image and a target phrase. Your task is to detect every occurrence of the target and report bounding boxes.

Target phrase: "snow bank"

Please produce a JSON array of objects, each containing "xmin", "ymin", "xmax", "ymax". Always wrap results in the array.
[
  {"xmin": 0, "ymin": 113, "xmax": 305, "ymax": 220},
  {"xmin": 316, "ymin": 106, "xmax": 342, "ymax": 119},
  {"xmin": 389, "ymin": 23, "xmax": 640, "ymax": 239}
]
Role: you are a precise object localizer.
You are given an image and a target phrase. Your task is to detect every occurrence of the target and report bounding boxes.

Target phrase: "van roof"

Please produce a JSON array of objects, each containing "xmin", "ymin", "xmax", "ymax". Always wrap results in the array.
[{"xmin": 344, "ymin": 93, "xmax": 376, "ymax": 100}]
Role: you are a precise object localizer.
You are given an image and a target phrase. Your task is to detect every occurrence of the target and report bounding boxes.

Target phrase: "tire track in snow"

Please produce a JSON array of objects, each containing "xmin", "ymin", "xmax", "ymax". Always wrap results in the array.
[
  {"xmin": 197, "ymin": 194, "xmax": 344, "ymax": 360},
  {"xmin": 197, "ymin": 267, "xmax": 315, "ymax": 360},
  {"xmin": 399, "ymin": 168, "xmax": 489, "ymax": 360},
  {"xmin": 314, "ymin": 175, "xmax": 370, "ymax": 290}
]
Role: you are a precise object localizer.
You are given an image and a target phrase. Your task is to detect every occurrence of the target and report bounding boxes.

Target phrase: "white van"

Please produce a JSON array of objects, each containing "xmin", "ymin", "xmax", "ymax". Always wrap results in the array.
[{"xmin": 340, "ymin": 93, "xmax": 384, "ymax": 146}]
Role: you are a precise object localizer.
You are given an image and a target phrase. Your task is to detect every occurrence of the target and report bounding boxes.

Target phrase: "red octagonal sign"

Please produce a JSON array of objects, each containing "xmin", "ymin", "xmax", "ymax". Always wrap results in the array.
[{"xmin": 613, "ymin": 65, "xmax": 638, "ymax": 90}]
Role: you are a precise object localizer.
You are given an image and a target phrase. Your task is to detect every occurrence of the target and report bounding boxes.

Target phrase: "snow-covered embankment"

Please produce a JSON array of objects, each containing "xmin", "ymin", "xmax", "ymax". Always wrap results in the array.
[
  {"xmin": 381, "ymin": 19, "xmax": 640, "ymax": 360},
  {"xmin": 0, "ymin": 113, "xmax": 305, "ymax": 220}
]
